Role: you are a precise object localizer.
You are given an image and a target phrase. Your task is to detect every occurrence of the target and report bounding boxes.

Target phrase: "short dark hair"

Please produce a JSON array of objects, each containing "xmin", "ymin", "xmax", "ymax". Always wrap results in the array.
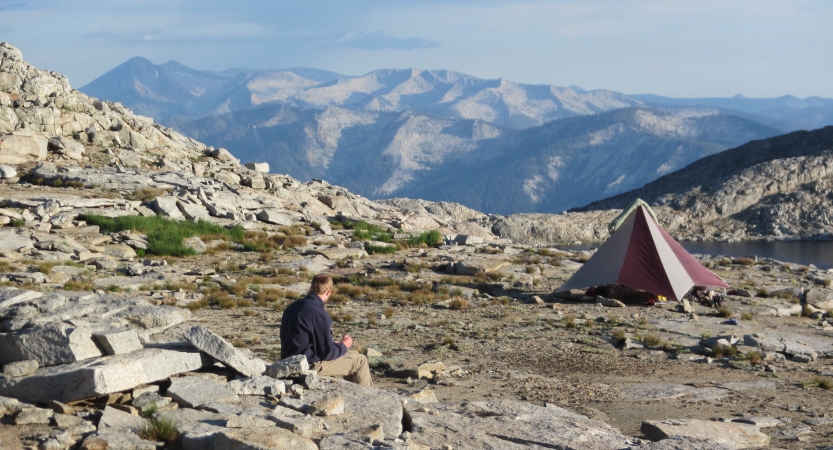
[{"xmin": 310, "ymin": 274, "xmax": 333, "ymax": 295}]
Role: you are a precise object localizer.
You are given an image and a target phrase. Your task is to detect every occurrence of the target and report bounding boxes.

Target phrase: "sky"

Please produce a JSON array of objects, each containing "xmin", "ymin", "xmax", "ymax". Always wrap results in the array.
[{"xmin": 1, "ymin": 0, "xmax": 831, "ymax": 98}]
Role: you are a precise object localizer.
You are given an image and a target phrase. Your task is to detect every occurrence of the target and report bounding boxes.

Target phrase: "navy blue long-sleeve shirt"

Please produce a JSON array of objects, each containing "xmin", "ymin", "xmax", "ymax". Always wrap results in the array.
[{"xmin": 279, "ymin": 293, "xmax": 347, "ymax": 363}]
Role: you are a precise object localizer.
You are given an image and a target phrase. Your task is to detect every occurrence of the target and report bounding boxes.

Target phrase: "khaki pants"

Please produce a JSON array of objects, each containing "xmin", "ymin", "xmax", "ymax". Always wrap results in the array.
[{"xmin": 312, "ymin": 350, "xmax": 373, "ymax": 387}]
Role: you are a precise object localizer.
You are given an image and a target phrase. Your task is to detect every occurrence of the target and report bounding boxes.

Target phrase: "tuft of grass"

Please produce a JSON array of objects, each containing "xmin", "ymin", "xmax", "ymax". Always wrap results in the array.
[
  {"xmin": 449, "ymin": 298, "xmax": 468, "ymax": 310},
  {"xmin": 82, "ymin": 214, "xmax": 243, "ymax": 257},
  {"xmin": 746, "ymin": 351, "xmax": 763, "ymax": 365},
  {"xmin": 563, "ymin": 314, "xmax": 577, "ymax": 330},
  {"xmin": 138, "ymin": 416, "xmax": 180, "ymax": 444},
  {"xmin": 442, "ymin": 336, "xmax": 456, "ymax": 346},
  {"xmin": 641, "ymin": 333, "xmax": 663, "ymax": 348},
  {"xmin": 9, "ymin": 218, "xmax": 26, "ymax": 227},
  {"xmin": 36, "ymin": 262, "xmax": 58, "ymax": 275},
  {"xmin": 814, "ymin": 376, "xmax": 833, "ymax": 390},
  {"xmin": 63, "ymin": 278, "xmax": 94, "ymax": 291},
  {"xmin": 741, "ymin": 311, "xmax": 754, "ymax": 321},
  {"xmin": 366, "ymin": 244, "xmax": 397, "ymax": 255},
  {"xmin": 712, "ymin": 343, "xmax": 738, "ymax": 358},
  {"xmin": 332, "ymin": 219, "xmax": 392, "ymax": 242},
  {"xmin": 755, "ymin": 288, "xmax": 769, "ymax": 298},
  {"xmin": 716, "ymin": 307, "xmax": 732, "ymax": 318},
  {"xmin": 407, "ymin": 230, "xmax": 443, "ymax": 247},
  {"xmin": 612, "ymin": 328, "xmax": 627, "ymax": 346},
  {"xmin": 735, "ymin": 257, "xmax": 756, "ymax": 266},
  {"xmin": 383, "ymin": 306, "xmax": 395, "ymax": 318}
]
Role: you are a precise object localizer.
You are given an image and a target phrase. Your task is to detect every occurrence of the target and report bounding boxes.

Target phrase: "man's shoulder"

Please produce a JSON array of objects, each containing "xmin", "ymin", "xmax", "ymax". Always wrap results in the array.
[{"xmin": 286, "ymin": 295, "xmax": 323, "ymax": 316}]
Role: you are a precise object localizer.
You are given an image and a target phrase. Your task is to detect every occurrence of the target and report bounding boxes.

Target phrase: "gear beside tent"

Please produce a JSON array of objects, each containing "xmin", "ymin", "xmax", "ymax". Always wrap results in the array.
[{"xmin": 556, "ymin": 201, "xmax": 729, "ymax": 300}]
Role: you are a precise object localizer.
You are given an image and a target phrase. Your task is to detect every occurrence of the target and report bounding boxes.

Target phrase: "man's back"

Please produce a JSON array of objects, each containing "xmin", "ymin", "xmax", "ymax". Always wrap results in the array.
[{"xmin": 279, "ymin": 293, "xmax": 345, "ymax": 363}]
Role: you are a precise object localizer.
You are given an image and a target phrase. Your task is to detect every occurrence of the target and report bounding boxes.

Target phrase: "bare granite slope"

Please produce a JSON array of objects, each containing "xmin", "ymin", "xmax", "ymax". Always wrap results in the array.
[{"xmin": 577, "ymin": 126, "xmax": 833, "ymax": 241}]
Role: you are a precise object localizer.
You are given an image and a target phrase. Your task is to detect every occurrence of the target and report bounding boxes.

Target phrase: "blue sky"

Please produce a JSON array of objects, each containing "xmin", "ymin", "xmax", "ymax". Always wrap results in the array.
[{"xmin": 2, "ymin": 0, "xmax": 831, "ymax": 98}]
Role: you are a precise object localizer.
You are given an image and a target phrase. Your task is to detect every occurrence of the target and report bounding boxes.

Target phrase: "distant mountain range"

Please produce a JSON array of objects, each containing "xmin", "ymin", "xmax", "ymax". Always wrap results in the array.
[
  {"xmin": 633, "ymin": 94, "xmax": 833, "ymax": 132},
  {"xmin": 80, "ymin": 57, "xmax": 642, "ymax": 130},
  {"xmin": 79, "ymin": 57, "xmax": 825, "ymax": 214},
  {"xmin": 170, "ymin": 104, "xmax": 780, "ymax": 214}
]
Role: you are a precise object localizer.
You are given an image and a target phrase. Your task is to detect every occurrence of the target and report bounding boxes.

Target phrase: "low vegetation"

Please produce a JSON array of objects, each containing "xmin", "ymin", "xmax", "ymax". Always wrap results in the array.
[
  {"xmin": 82, "ymin": 214, "xmax": 243, "ymax": 257},
  {"xmin": 138, "ymin": 416, "xmax": 180, "ymax": 444},
  {"xmin": 407, "ymin": 230, "xmax": 443, "ymax": 247}
]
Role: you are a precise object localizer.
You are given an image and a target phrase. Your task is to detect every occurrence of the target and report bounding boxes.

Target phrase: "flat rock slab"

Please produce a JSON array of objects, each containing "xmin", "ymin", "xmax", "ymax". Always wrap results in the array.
[
  {"xmin": 93, "ymin": 330, "xmax": 143, "ymax": 355},
  {"xmin": 10, "ymin": 323, "xmax": 102, "ymax": 366},
  {"xmin": 0, "ymin": 288, "xmax": 42, "ymax": 310},
  {"xmin": 305, "ymin": 248, "xmax": 368, "ymax": 260},
  {"xmin": 0, "ymin": 348, "xmax": 210, "ymax": 403},
  {"xmin": 408, "ymin": 399, "xmax": 628, "ymax": 450},
  {"xmin": 186, "ymin": 325, "xmax": 266, "ymax": 377},
  {"xmin": 454, "ymin": 257, "xmax": 510, "ymax": 275},
  {"xmin": 167, "ymin": 376, "xmax": 239, "ymax": 408},
  {"xmin": 641, "ymin": 419, "xmax": 770, "ymax": 449},
  {"xmin": 82, "ymin": 429, "xmax": 159, "ymax": 450},
  {"xmin": 0, "ymin": 232, "xmax": 33, "ymax": 254},
  {"xmin": 215, "ymin": 428, "xmax": 317, "ymax": 450},
  {"xmin": 304, "ymin": 378, "xmax": 404, "ymax": 438},
  {"xmin": 99, "ymin": 405, "xmax": 146, "ymax": 432}
]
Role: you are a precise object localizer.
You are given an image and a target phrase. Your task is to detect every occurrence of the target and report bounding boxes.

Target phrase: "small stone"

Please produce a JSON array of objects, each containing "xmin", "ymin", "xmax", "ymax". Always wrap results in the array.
[
  {"xmin": 364, "ymin": 347, "xmax": 383, "ymax": 358},
  {"xmin": 182, "ymin": 236, "xmax": 207, "ymax": 254},
  {"xmin": 596, "ymin": 296, "xmax": 626, "ymax": 308},
  {"xmin": 267, "ymin": 354, "xmax": 310, "ymax": 379},
  {"xmin": 302, "ymin": 371, "xmax": 323, "ymax": 390},
  {"xmin": 408, "ymin": 389, "xmax": 439, "ymax": 404},
  {"xmin": 268, "ymin": 415, "xmax": 323, "ymax": 438},
  {"xmin": 47, "ymin": 400, "xmax": 74, "ymax": 415},
  {"xmin": 310, "ymin": 394, "xmax": 345, "ymax": 416},
  {"xmin": 792, "ymin": 354, "xmax": 813, "ymax": 363},
  {"xmin": 15, "ymin": 407, "xmax": 53, "ymax": 425},
  {"xmin": 227, "ymin": 375, "xmax": 287, "ymax": 396},
  {"xmin": 53, "ymin": 413, "xmax": 83, "ymax": 428},
  {"xmin": 289, "ymin": 384, "xmax": 305, "ymax": 396},
  {"xmin": 357, "ymin": 424, "xmax": 384, "ymax": 444},
  {"xmin": 132, "ymin": 392, "xmax": 170, "ymax": 413},
  {"xmin": 244, "ymin": 162, "xmax": 270, "ymax": 173},
  {"xmin": 93, "ymin": 330, "xmax": 143, "ymax": 355},
  {"xmin": 3, "ymin": 359, "xmax": 38, "ymax": 378}
]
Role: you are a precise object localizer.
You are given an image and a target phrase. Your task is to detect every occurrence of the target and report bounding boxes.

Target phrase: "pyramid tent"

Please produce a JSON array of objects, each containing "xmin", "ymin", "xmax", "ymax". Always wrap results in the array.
[{"xmin": 556, "ymin": 204, "xmax": 729, "ymax": 300}]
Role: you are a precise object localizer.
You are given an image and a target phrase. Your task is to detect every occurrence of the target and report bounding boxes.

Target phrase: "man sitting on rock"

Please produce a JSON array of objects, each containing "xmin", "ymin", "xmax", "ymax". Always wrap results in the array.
[{"xmin": 279, "ymin": 273, "xmax": 373, "ymax": 386}]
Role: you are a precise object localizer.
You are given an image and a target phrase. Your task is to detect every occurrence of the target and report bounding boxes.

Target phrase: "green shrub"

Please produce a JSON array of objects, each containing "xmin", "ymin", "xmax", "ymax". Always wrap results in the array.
[
  {"xmin": 740, "ymin": 311, "xmax": 754, "ymax": 321},
  {"xmin": 8, "ymin": 219, "xmax": 25, "ymax": 227},
  {"xmin": 82, "ymin": 214, "xmax": 243, "ymax": 257}
]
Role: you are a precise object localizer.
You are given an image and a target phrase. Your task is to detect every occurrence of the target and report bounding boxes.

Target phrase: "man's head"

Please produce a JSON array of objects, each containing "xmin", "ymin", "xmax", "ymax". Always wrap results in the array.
[{"xmin": 310, "ymin": 274, "xmax": 333, "ymax": 302}]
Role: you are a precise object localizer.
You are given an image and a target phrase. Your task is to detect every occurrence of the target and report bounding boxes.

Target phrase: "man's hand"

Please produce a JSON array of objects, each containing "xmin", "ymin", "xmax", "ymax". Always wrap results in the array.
[{"xmin": 340, "ymin": 335, "xmax": 353, "ymax": 349}]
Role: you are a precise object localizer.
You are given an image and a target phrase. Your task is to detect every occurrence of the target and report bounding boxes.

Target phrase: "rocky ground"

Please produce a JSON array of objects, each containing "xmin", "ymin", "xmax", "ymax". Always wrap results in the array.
[{"xmin": 1, "ymin": 41, "xmax": 833, "ymax": 449}]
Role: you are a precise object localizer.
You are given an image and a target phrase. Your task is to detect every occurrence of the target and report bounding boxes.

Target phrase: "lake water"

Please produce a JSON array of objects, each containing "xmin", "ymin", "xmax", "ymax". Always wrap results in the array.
[{"xmin": 557, "ymin": 240, "xmax": 833, "ymax": 270}]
